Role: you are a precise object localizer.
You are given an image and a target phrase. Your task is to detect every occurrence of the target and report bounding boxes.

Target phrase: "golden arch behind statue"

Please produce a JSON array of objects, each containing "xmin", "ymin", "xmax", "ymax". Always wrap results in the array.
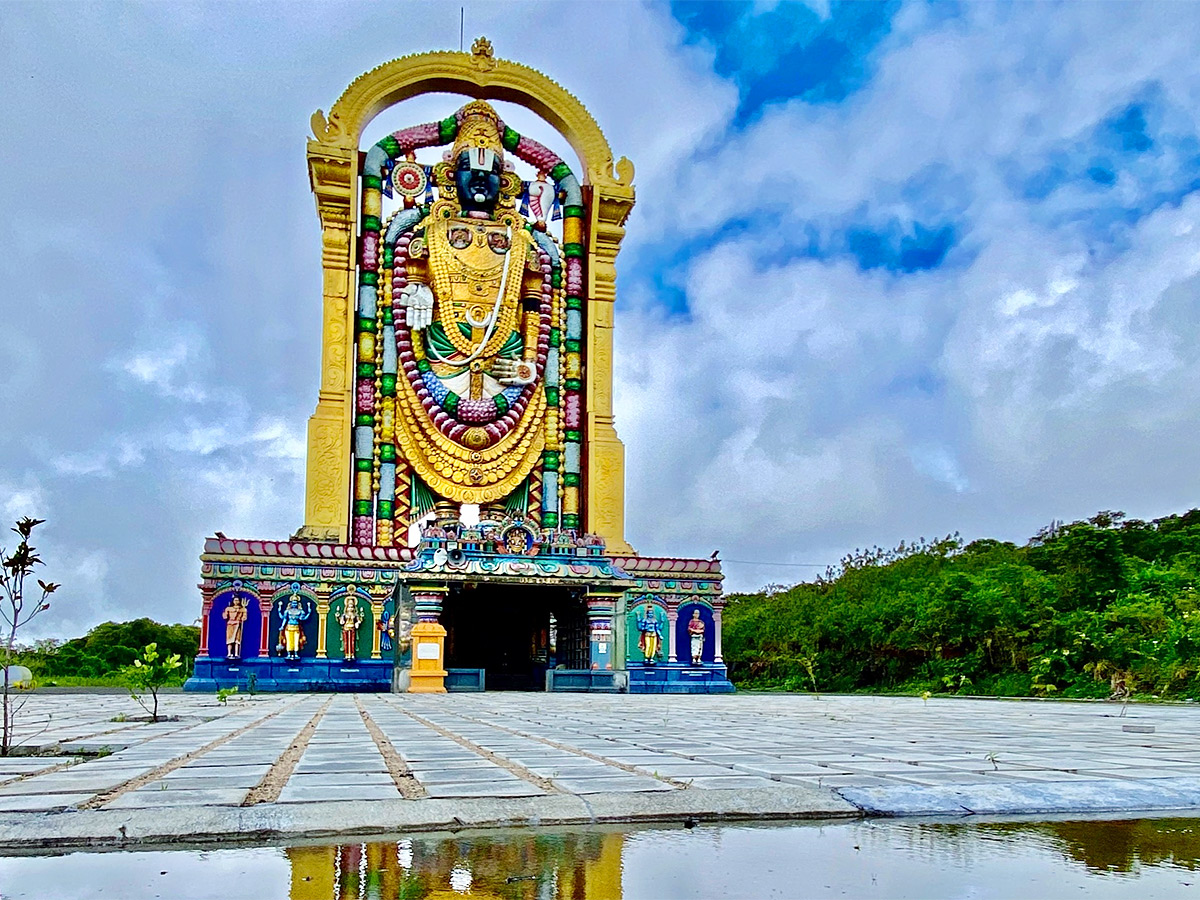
[
  {"xmin": 300, "ymin": 39, "xmax": 635, "ymax": 554},
  {"xmin": 311, "ymin": 39, "xmax": 635, "ymax": 190}
]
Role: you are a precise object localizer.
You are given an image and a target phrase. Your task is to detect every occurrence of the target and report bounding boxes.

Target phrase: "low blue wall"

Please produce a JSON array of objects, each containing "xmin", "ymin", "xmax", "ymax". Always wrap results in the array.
[
  {"xmin": 185, "ymin": 657, "xmax": 393, "ymax": 692},
  {"xmin": 445, "ymin": 668, "xmax": 486, "ymax": 692},
  {"xmin": 545, "ymin": 669, "xmax": 627, "ymax": 692},
  {"xmin": 627, "ymin": 663, "xmax": 735, "ymax": 694}
]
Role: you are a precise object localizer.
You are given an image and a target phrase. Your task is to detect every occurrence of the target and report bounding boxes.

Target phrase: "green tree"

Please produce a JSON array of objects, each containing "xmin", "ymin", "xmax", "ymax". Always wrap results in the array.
[{"xmin": 724, "ymin": 508, "xmax": 1200, "ymax": 700}]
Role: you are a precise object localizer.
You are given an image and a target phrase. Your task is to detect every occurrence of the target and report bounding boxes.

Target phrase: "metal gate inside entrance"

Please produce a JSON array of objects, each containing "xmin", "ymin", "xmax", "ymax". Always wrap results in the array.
[{"xmin": 442, "ymin": 584, "xmax": 589, "ymax": 690}]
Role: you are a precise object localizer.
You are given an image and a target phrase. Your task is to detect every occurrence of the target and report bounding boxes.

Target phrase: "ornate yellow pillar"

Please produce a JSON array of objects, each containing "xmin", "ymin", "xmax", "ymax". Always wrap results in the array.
[
  {"xmin": 315, "ymin": 583, "xmax": 332, "ymax": 659},
  {"xmin": 586, "ymin": 168, "xmax": 636, "ymax": 553},
  {"xmin": 299, "ymin": 142, "xmax": 357, "ymax": 543},
  {"xmin": 368, "ymin": 586, "xmax": 389, "ymax": 660}
]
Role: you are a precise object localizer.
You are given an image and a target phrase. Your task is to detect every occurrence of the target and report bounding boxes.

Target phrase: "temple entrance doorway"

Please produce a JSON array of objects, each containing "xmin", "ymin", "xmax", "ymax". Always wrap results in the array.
[{"xmin": 442, "ymin": 584, "xmax": 589, "ymax": 690}]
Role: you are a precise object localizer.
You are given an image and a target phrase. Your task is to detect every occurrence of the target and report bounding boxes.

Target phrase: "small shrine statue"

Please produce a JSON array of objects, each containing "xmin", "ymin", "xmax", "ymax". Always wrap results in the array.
[
  {"xmin": 222, "ymin": 594, "xmax": 249, "ymax": 659},
  {"xmin": 378, "ymin": 609, "xmax": 393, "ymax": 653},
  {"xmin": 276, "ymin": 591, "xmax": 311, "ymax": 661},
  {"xmin": 636, "ymin": 607, "xmax": 662, "ymax": 666},
  {"xmin": 339, "ymin": 595, "xmax": 364, "ymax": 660},
  {"xmin": 688, "ymin": 609, "xmax": 706, "ymax": 666},
  {"xmin": 394, "ymin": 607, "xmax": 413, "ymax": 658}
]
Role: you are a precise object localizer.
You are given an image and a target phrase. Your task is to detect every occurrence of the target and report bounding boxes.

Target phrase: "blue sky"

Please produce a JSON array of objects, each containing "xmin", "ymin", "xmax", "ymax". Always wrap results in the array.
[{"xmin": 3, "ymin": 1, "xmax": 1200, "ymax": 636}]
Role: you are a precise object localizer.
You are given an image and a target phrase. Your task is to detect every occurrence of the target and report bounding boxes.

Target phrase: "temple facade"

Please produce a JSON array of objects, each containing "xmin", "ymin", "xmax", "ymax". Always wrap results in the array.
[{"xmin": 186, "ymin": 41, "xmax": 731, "ymax": 694}]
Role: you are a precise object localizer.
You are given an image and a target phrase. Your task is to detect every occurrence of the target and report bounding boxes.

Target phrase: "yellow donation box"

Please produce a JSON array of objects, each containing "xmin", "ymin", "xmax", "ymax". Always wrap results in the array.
[{"xmin": 407, "ymin": 621, "xmax": 447, "ymax": 693}]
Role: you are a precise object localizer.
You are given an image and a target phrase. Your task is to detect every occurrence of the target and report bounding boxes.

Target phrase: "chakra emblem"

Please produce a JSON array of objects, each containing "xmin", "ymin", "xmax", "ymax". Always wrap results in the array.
[{"xmin": 391, "ymin": 161, "xmax": 427, "ymax": 198}]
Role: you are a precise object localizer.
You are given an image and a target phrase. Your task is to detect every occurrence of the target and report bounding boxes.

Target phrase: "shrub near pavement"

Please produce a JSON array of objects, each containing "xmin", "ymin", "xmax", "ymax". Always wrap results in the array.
[
  {"xmin": 724, "ymin": 509, "xmax": 1200, "ymax": 700},
  {"xmin": 17, "ymin": 619, "xmax": 198, "ymax": 684}
]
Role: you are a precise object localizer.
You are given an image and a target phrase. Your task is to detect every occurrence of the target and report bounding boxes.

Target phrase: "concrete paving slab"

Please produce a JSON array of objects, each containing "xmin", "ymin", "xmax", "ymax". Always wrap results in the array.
[
  {"xmin": 168, "ymin": 764, "xmax": 273, "ymax": 779},
  {"xmin": 153, "ymin": 776, "xmax": 262, "ymax": 790},
  {"xmin": 103, "ymin": 789, "xmax": 248, "ymax": 809},
  {"xmin": 683, "ymin": 775, "xmax": 778, "ymax": 790},
  {"xmin": 293, "ymin": 760, "xmax": 387, "ymax": 774},
  {"xmin": 276, "ymin": 784, "xmax": 401, "ymax": 803},
  {"xmin": 0, "ymin": 794, "xmax": 95, "ymax": 812},
  {"xmin": 525, "ymin": 764, "xmax": 626, "ymax": 778},
  {"xmin": 837, "ymin": 778, "xmax": 1200, "ymax": 816},
  {"xmin": 550, "ymin": 776, "xmax": 674, "ymax": 793},
  {"xmin": 410, "ymin": 766, "xmax": 511, "ymax": 784},
  {"xmin": 638, "ymin": 763, "xmax": 743, "ymax": 777},
  {"xmin": 731, "ymin": 762, "xmax": 835, "ymax": 778},
  {"xmin": 422, "ymin": 781, "xmax": 546, "ymax": 798},
  {"xmin": 283, "ymin": 772, "xmax": 395, "ymax": 787},
  {"xmin": 405, "ymin": 756, "xmax": 496, "ymax": 770}
]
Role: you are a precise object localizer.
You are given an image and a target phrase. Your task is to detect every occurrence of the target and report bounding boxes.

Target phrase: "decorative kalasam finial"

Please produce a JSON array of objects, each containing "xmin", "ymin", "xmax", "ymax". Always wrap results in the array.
[{"xmin": 470, "ymin": 36, "xmax": 496, "ymax": 71}]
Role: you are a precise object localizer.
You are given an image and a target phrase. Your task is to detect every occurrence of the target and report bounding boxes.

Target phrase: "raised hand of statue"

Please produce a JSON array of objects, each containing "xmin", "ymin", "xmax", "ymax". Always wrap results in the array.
[
  {"xmin": 492, "ymin": 358, "xmax": 537, "ymax": 386},
  {"xmin": 400, "ymin": 283, "xmax": 434, "ymax": 331}
]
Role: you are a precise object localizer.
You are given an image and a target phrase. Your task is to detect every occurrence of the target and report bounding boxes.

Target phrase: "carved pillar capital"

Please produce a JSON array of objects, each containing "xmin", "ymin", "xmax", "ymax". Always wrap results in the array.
[{"xmin": 411, "ymin": 584, "xmax": 449, "ymax": 622}]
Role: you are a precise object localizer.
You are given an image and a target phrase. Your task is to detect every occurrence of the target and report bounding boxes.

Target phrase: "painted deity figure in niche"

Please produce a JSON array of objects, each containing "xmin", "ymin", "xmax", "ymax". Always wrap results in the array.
[
  {"xmin": 390, "ymin": 100, "xmax": 553, "ymax": 508},
  {"xmin": 339, "ymin": 595, "xmax": 364, "ymax": 660},
  {"xmin": 222, "ymin": 593, "xmax": 249, "ymax": 659},
  {"xmin": 636, "ymin": 607, "xmax": 662, "ymax": 665},
  {"xmin": 688, "ymin": 609, "xmax": 706, "ymax": 666},
  {"xmin": 275, "ymin": 589, "xmax": 311, "ymax": 661},
  {"xmin": 394, "ymin": 607, "xmax": 413, "ymax": 658},
  {"xmin": 378, "ymin": 609, "xmax": 393, "ymax": 653}
]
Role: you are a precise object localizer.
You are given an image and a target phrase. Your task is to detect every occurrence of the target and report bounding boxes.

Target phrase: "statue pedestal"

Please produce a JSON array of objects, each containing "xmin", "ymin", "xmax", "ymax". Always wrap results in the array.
[
  {"xmin": 407, "ymin": 621, "xmax": 447, "ymax": 693},
  {"xmin": 627, "ymin": 662, "xmax": 734, "ymax": 694}
]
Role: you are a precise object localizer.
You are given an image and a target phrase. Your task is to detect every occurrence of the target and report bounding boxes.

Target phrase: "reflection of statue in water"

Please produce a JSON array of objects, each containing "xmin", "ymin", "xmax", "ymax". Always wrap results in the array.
[
  {"xmin": 223, "ymin": 593, "xmax": 248, "ymax": 659},
  {"xmin": 275, "ymin": 589, "xmax": 311, "ymax": 661},
  {"xmin": 688, "ymin": 609, "xmax": 706, "ymax": 666},
  {"xmin": 391, "ymin": 100, "xmax": 551, "ymax": 508},
  {"xmin": 339, "ymin": 594, "xmax": 364, "ymax": 660},
  {"xmin": 636, "ymin": 607, "xmax": 662, "ymax": 665}
]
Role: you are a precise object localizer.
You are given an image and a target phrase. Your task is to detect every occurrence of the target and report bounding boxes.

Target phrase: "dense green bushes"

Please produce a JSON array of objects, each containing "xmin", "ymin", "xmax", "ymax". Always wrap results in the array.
[
  {"xmin": 724, "ymin": 510, "xmax": 1200, "ymax": 699},
  {"xmin": 17, "ymin": 619, "xmax": 198, "ymax": 682}
]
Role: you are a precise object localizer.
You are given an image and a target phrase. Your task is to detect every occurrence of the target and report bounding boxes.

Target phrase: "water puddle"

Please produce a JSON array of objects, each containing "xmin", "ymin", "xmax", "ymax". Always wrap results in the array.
[{"xmin": 3, "ymin": 816, "xmax": 1199, "ymax": 898}]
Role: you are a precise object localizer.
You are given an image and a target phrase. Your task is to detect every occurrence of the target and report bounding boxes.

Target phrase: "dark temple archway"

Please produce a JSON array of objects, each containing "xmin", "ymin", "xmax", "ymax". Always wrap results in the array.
[{"xmin": 442, "ymin": 584, "xmax": 589, "ymax": 690}]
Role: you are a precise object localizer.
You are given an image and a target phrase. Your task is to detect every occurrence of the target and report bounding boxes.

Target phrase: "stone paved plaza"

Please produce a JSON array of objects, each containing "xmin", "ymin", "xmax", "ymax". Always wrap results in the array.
[{"xmin": 0, "ymin": 691, "xmax": 1197, "ymax": 847}]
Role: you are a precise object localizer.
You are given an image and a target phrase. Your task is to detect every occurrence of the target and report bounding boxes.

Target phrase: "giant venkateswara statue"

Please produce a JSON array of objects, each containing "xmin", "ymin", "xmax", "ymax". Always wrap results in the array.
[
  {"xmin": 299, "ymin": 38, "xmax": 635, "ymax": 551},
  {"xmin": 187, "ymin": 41, "xmax": 732, "ymax": 695}
]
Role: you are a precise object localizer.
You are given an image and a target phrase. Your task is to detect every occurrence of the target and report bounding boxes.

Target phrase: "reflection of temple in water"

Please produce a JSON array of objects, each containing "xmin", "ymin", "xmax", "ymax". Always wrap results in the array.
[{"xmin": 287, "ymin": 831, "xmax": 623, "ymax": 900}]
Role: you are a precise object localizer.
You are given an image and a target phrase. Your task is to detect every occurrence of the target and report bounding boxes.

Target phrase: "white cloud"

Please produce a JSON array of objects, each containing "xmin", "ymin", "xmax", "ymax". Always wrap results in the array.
[
  {"xmin": 612, "ymin": 2, "xmax": 1200, "ymax": 587},
  {"xmin": 0, "ymin": 477, "xmax": 49, "ymax": 524},
  {"xmin": 5, "ymin": 0, "xmax": 1200, "ymax": 627}
]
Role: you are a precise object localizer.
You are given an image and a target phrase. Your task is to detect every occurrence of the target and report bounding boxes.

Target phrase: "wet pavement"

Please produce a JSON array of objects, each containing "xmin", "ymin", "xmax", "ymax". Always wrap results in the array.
[{"xmin": 0, "ymin": 692, "xmax": 1195, "ymax": 846}]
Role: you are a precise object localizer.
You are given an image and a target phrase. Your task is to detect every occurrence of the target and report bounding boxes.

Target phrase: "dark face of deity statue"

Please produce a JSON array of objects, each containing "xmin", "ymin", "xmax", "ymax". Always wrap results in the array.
[{"xmin": 455, "ymin": 149, "xmax": 502, "ymax": 215}]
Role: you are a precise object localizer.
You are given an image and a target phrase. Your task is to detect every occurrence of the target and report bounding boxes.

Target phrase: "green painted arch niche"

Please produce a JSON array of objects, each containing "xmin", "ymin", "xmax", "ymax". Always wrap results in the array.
[
  {"xmin": 326, "ymin": 591, "xmax": 376, "ymax": 660},
  {"xmin": 625, "ymin": 597, "xmax": 667, "ymax": 665}
]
